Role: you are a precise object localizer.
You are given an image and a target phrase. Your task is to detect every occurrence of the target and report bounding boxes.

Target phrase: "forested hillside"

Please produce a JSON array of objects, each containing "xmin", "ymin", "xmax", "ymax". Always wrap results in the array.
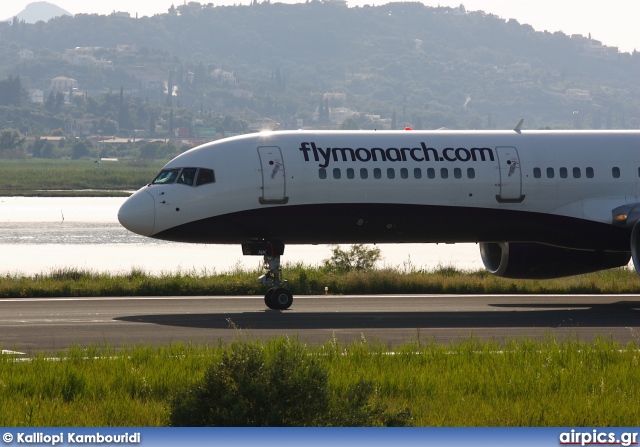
[{"xmin": 0, "ymin": 1, "xmax": 638, "ymax": 144}]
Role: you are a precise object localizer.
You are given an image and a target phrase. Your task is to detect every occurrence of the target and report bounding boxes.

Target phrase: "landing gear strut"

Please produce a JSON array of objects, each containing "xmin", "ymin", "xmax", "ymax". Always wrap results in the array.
[
  {"xmin": 260, "ymin": 255, "xmax": 293, "ymax": 309},
  {"xmin": 242, "ymin": 241, "xmax": 293, "ymax": 310}
]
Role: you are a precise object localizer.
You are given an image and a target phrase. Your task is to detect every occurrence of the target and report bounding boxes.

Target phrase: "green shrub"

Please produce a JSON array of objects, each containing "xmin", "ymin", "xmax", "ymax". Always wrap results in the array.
[
  {"xmin": 169, "ymin": 338, "xmax": 408, "ymax": 426},
  {"xmin": 170, "ymin": 340, "xmax": 328, "ymax": 426},
  {"xmin": 323, "ymin": 244, "xmax": 382, "ymax": 272}
]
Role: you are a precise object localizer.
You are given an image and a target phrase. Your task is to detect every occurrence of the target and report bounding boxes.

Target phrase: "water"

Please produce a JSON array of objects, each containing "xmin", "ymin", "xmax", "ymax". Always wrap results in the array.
[{"xmin": 0, "ymin": 197, "xmax": 482, "ymax": 275}]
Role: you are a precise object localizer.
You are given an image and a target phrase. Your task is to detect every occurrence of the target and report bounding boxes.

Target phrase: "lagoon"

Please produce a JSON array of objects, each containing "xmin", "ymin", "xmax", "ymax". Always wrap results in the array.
[{"xmin": 0, "ymin": 197, "xmax": 481, "ymax": 275}]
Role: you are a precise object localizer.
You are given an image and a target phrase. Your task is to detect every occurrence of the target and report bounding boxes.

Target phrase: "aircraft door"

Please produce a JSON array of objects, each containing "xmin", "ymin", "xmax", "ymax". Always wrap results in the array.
[
  {"xmin": 258, "ymin": 146, "xmax": 288, "ymax": 204},
  {"xmin": 496, "ymin": 146, "xmax": 525, "ymax": 203}
]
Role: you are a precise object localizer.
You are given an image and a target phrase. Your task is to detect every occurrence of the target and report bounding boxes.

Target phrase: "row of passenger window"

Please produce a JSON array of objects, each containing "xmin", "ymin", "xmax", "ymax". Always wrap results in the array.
[
  {"xmin": 318, "ymin": 167, "xmax": 628, "ymax": 179},
  {"xmin": 532, "ymin": 167, "xmax": 621, "ymax": 179},
  {"xmin": 320, "ymin": 166, "xmax": 629, "ymax": 181},
  {"xmin": 319, "ymin": 167, "xmax": 476, "ymax": 180}
]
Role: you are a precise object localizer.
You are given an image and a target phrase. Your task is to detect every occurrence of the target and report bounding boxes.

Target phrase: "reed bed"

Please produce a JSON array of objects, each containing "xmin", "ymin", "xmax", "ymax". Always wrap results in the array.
[
  {"xmin": 1, "ymin": 264, "xmax": 639, "ymax": 298},
  {"xmin": 0, "ymin": 336, "xmax": 639, "ymax": 426},
  {"xmin": 0, "ymin": 159, "xmax": 164, "ymax": 194}
]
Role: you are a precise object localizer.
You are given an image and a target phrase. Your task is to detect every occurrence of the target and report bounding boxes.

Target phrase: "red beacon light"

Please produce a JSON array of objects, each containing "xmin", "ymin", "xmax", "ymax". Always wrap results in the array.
[{"xmin": 405, "ymin": 127, "xmax": 412, "ymax": 130}]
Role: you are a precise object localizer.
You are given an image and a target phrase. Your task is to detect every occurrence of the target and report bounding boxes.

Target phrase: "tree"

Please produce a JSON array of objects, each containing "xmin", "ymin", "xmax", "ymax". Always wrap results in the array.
[
  {"xmin": 71, "ymin": 140, "xmax": 91, "ymax": 159},
  {"xmin": 0, "ymin": 129, "xmax": 24, "ymax": 152},
  {"xmin": 139, "ymin": 141, "xmax": 159, "ymax": 159},
  {"xmin": 45, "ymin": 91, "xmax": 55, "ymax": 112},
  {"xmin": 31, "ymin": 138, "xmax": 54, "ymax": 158},
  {"xmin": 323, "ymin": 244, "xmax": 381, "ymax": 272},
  {"xmin": 194, "ymin": 61, "xmax": 207, "ymax": 85},
  {"xmin": 339, "ymin": 117, "xmax": 359, "ymax": 130},
  {"xmin": 166, "ymin": 69, "xmax": 174, "ymax": 107},
  {"xmin": 149, "ymin": 111, "xmax": 156, "ymax": 137},
  {"xmin": 117, "ymin": 86, "xmax": 132, "ymax": 131},
  {"xmin": 54, "ymin": 92, "xmax": 65, "ymax": 113},
  {"xmin": 0, "ymin": 75, "xmax": 22, "ymax": 106}
]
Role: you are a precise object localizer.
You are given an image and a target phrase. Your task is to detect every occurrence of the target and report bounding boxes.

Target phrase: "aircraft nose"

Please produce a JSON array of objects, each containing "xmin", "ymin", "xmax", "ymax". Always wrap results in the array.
[{"xmin": 118, "ymin": 190, "xmax": 155, "ymax": 236}]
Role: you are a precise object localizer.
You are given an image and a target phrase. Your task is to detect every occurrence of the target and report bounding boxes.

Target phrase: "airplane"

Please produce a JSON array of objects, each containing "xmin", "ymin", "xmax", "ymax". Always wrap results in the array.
[{"xmin": 118, "ymin": 125, "xmax": 640, "ymax": 310}]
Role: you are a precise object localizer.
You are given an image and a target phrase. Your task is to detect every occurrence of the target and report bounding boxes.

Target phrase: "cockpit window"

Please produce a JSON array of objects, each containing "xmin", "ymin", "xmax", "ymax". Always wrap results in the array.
[
  {"xmin": 177, "ymin": 168, "xmax": 197, "ymax": 186},
  {"xmin": 196, "ymin": 168, "xmax": 215, "ymax": 186},
  {"xmin": 152, "ymin": 167, "xmax": 215, "ymax": 187},
  {"xmin": 152, "ymin": 169, "xmax": 180, "ymax": 184}
]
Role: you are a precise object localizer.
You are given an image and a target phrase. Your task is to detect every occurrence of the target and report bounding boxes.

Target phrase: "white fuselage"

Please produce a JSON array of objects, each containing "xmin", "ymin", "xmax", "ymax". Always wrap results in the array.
[{"xmin": 118, "ymin": 129, "xmax": 639, "ymax": 253}]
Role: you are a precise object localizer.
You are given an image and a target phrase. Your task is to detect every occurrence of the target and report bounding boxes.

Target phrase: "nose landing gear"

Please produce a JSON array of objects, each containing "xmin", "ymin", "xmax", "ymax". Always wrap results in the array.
[
  {"xmin": 260, "ymin": 255, "xmax": 293, "ymax": 309},
  {"xmin": 242, "ymin": 241, "xmax": 293, "ymax": 310}
]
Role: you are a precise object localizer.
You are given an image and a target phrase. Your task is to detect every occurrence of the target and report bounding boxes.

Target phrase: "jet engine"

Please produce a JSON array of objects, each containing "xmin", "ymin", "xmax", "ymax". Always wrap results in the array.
[
  {"xmin": 479, "ymin": 242, "xmax": 630, "ymax": 279},
  {"xmin": 631, "ymin": 221, "xmax": 640, "ymax": 275}
]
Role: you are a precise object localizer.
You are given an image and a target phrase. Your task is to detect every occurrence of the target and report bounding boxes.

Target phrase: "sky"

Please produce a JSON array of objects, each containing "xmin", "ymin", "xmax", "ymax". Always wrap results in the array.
[{"xmin": 1, "ymin": 0, "xmax": 639, "ymax": 53}]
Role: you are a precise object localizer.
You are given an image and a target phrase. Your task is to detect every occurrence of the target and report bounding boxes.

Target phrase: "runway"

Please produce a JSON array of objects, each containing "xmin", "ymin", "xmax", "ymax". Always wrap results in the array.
[{"xmin": 1, "ymin": 295, "xmax": 640, "ymax": 354}]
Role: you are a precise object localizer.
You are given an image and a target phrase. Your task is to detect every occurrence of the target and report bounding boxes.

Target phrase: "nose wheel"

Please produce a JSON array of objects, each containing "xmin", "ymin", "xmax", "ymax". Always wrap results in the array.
[
  {"xmin": 264, "ymin": 287, "xmax": 293, "ymax": 310},
  {"xmin": 242, "ymin": 241, "xmax": 293, "ymax": 310}
]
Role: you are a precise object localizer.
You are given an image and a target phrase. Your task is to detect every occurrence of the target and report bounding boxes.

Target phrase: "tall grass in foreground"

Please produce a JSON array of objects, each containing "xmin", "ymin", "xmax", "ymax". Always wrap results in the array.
[
  {"xmin": 1, "ymin": 264, "xmax": 639, "ymax": 297},
  {"xmin": 1, "ymin": 337, "xmax": 639, "ymax": 426}
]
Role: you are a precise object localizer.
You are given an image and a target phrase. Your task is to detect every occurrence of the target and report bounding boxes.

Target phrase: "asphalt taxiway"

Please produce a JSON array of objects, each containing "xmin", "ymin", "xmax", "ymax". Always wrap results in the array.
[{"xmin": 1, "ymin": 295, "xmax": 639, "ymax": 354}]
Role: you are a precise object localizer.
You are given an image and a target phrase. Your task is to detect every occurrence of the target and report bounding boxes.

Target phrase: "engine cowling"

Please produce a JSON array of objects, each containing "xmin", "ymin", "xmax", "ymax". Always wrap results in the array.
[
  {"xmin": 632, "ymin": 221, "xmax": 640, "ymax": 275},
  {"xmin": 479, "ymin": 242, "xmax": 631, "ymax": 279}
]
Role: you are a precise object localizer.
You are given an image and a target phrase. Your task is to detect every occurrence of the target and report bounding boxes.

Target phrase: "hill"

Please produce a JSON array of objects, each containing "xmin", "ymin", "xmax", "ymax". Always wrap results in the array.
[
  {"xmin": 0, "ymin": 1, "xmax": 638, "ymax": 141},
  {"xmin": 4, "ymin": 1, "xmax": 72, "ymax": 23}
]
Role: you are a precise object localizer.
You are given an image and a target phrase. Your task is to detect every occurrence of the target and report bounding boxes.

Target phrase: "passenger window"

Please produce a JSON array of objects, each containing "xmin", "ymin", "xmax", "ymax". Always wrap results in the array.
[
  {"xmin": 546, "ymin": 167, "xmax": 554, "ymax": 179},
  {"xmin": 560, "ymin": 167, "xmax": 568, "ymax": 179},
  {"xmin": 414, "ymin": 168, "xmax": 422, "ymax": 179},
  {"xmin": 613, "ymin": 167, "xmax": 621, "ymax": 178},
  {"xmin": 440, "ymin": 168, "xmax": 448, "ymax": 179},
  {"xmin": 319, "ymin": 168, "xmax": 327, "ymax": 179},
  {"xmin": 400, "ymin": 168, "xmax": 408, "ymax": 179},
  {"xmin": 573, "ymin": 167, "xmax": 581, "ymax": 178},
  {"xmin": 152, "ymin": 168, "xmax": 180, "ymax": 184},
  {"xmin": 177, "ymin": 167, "xmax": 197, "ymax": 186},
  {"xmin": 374, "ymin": 168, "xmax": 382, "ymax": 179},
  {"xmin": 360, "ymin": 168, "xmax": 368, "ymax": 179},
  {"xmin": 586, "ymin": 167, "xmax": 594, "ymax": 178},
  {"xmin": 427, "ymin": 168, "xmax": 435, "ymax": 179},
  {"xmin": 387, "ymin": 168, "xmax": 395, "ymax": 179},
  {"xmin": 347, "ymin": 168, "xmax": 355, "ymax": 179},
  {"xmin": 196, "ymin": 168, "xmax": 215, "ymax": 186},
  {"xmin": 467, "ymin": 168, "xmax": 475, "ymax": 179},
  {"xmin": 533, "ymin": 168, "xmax": 541, "ymax": 179},
  {"xmin": 454, "ymin": 168, "xmax": 462, "ymax": 179},
  {"xmin": 333, "ymin": 168, "xmax": 341, "ymax": 179}
]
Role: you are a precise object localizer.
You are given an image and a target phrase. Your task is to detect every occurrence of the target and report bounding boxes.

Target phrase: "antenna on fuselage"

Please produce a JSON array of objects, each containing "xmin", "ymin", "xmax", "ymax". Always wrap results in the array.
[{"xmin": 514, "ymin": 119, "xmax": 524, "ymax": 134}]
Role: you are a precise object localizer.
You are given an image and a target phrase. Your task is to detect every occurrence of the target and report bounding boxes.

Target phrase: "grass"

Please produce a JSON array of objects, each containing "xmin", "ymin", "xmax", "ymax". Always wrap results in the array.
[
  {"xmin": 0, "ymin": 159, "xmax": 164, "ymax": 195},
  {"xmin": 2, "ymin": 265, "xmax": 638, "ymax": 426},
  {"xmin": 1, "ymin": 336, "xmax": 639, "ymax": 426},
  {"xmin": 1, "ymin": 264, "xmax": 639, "ymax": 298}
]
